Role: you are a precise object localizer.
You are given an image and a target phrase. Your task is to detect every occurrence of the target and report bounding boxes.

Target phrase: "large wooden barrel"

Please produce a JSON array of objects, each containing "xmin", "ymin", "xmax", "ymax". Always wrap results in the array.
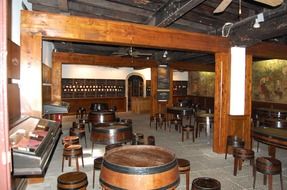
[
  {"xmin": 90, "ymin": 122, "xmax": 132, "ymax": 145},
  {"xmin": 88, "ymin": 111, "xmax": 116, "ymax": 125},
  {"xmin": 100, "ymin": 145, "xmax": 179, "ymax": 190}
]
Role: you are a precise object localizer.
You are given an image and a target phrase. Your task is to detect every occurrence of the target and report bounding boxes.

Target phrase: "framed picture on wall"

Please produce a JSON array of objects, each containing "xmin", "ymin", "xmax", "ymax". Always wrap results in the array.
[
  {"xmin": 157, "ymin": 89, "xmax": 169, "ymax": 102},
  {"xmin": 158, "ymin": 65, "xmax": 170, "ymax": 90}
]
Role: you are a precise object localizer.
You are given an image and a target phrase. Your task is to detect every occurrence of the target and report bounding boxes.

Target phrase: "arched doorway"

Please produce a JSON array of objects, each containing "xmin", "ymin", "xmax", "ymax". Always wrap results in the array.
[{"xmin": 128, "ymin": 75, "xmax": 144, "ymax": 111}]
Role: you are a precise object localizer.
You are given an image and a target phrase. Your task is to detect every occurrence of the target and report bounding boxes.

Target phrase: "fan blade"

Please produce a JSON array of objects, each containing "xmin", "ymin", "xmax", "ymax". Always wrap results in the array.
[
  {"xmin": 213, "ymin": 0, "xmax": 232, "ymax": 13},
  {"xmin": 253, "ymin": 0, "xmax": 283, "ymax": 7}
]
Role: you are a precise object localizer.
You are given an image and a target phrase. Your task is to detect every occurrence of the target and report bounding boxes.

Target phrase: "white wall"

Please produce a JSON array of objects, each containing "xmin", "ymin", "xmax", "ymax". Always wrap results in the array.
[
  {"xmin": 42, "ymin": 41, "xmax": 54, "ymax": 67},
  {"xmin": 12, "ymin": 0, "xmax": 32, "ymax": 45},
  {"xmin": 62, "ymin": 64, "xmax": 188, "ymax": 81},
  {"xmin": 62, "ymin": 65, "xmax": 151, "ymax": 80}
]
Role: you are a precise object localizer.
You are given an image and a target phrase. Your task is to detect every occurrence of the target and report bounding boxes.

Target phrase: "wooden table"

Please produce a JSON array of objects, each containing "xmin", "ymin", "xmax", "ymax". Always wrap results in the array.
[
  {"xmin": 252, "ymin": 127, "xmax": 287, "ymax": 158},
  {"xmin": 166, "ymin": 107, "xmax": 193, "ymax": 116}
]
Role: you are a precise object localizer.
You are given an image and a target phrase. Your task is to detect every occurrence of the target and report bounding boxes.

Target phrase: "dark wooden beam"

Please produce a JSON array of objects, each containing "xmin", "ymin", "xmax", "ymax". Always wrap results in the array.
[
  {"xmin": 147, "ymin": 0, "xmax": 206, "ymax": 26},
  {"xmin": 228, "ymin": 3, "xmax": 287, "ymax": 46},
  {"xmin": 57, "ymin": 0, "xmax": 68, "ymax": 12}
]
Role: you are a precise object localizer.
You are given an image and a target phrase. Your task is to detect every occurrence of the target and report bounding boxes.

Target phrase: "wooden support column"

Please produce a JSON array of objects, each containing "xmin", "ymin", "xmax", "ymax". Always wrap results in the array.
[
  {"xmin": 168, "ymin": 67, "xmax": 174, "ymax": 107},
  {"xmin": 151, "ymin": 67, "xmax": 158, "ymax": 116},
  {"xmin": 51, "ymin": 55, "xmax": 62, "ymax": 102},
  {"xmin": 20, "ymin": 32, "xmax": 42, "ymax": 117},
  {"xmin": 213, "ymin": 52, "xmax": 253, "ymax": 153},
  {"xmin": 213, "ymin": 51, "xmax": 231, "ymax": 153}
]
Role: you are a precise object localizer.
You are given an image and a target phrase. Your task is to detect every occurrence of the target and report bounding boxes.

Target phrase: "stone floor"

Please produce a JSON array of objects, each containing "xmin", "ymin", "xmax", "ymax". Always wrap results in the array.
[{"xmin": 26, "ymin": 112, "xmax": 287, "ymax": 190}]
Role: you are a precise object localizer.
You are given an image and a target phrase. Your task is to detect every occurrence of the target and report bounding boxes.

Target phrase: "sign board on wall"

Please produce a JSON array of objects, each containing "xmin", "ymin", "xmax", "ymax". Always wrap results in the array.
[{"xmin": 157, "ymin": 65, "xmax": 170, "ymax": 101}]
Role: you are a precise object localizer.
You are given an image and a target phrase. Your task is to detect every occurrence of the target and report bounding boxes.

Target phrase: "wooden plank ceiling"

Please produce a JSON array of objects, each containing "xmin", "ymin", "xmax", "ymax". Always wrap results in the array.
[{"xmin": 27, "ymin": 0, "xmax": 287, "ymax": 68}]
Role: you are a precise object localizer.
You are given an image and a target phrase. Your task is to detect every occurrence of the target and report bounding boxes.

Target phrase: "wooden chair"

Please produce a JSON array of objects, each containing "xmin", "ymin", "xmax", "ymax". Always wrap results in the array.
[{"xmin": 253, "ymin": 157, "xmax": 283, "ymax": 190}]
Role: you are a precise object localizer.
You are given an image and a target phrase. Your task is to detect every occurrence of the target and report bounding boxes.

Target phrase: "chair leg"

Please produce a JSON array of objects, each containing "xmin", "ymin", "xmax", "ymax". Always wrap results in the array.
[
  {"xmin": 257, "ymin": 141, "xmax": 259, "ymax": 152},
  {"xmin": 186, "ymin": 171, "xmax": 190, "ymax": 190},
  {"xmin": 84, "ymin": 135, "xmax": 87, "ymax": 148},
  {"xmin": 182, "ymin": 131, "xmax": 184, "ymax": 142},
  {"xmin": 81, "ymin": 154, "xmax": 84, "ymax": 167},
  {"xmin": 253, "ymin": 167, "xmax": 256, "ymax": 189},
  {"xmin": 233, "ymin": 157, "xmax": 238, "ymax": 176},
  {"xmin": 280, "ymin": 173, "xmax": 283, "ymax": 190},
  {"xmin": 225, "ymin": 144, "xmax": 228, "ymax": 159},
  {"xmin": 93, "ymin": 168, "xmax": 95, "ymax": 188},
  {"xmin": 263, "ymin": 174, "xmax": 267, "ymax": 185},
  {"xmin": 76, "ymin": 157, "xmax": 79, "ymax": 171},
  {"xmin": 268, "ymin": 175, "xmax": 272, "ymax": 190},
  {"xmin": 192, "ymin": 130, "xmax": 195, "ymax": 142},
  {"xmin": 62, "ymin": 156, "xmax": 65, "ymax": 172}
]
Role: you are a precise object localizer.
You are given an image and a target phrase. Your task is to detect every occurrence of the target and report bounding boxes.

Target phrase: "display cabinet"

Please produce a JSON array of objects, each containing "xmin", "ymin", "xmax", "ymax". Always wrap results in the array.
[
  {"xmin": 173, "ymin": 81, "xmax": 188, "ymax": 96},
  {"xmin": 62, "ymin": 79, "xmax": 125, "ymax": 99},
  {"xmin": 9, "ymin": 116, "xmax": 61, "ymax": 176}
]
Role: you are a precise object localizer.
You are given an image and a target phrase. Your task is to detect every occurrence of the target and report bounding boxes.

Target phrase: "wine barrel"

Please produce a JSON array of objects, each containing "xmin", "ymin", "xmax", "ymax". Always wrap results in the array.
[
  {"xmin": 88, "ymin": 111, "xmax": 116, "ymax": 125},
  {"xmin": 100, "ymin": 145, "xmax": 179, "ymax": 190},
  {"xmin": 90, "ymin": 122, "xmax": 132, "ymax": 145}
]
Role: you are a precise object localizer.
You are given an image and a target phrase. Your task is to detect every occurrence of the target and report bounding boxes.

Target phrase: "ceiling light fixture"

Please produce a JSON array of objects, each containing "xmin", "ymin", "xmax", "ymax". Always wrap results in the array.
[
  {"xmin": 253, "ymin": 13, "xmax": 264, "ymax": 29},
  {"xmin": 163, "ymin": 50, "xmax": 168, "ymax": 58}
]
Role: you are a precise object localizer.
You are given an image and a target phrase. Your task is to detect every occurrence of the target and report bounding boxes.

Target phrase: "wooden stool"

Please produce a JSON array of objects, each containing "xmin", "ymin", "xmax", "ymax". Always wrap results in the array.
[
  {"xmin": 177, "ymin": 158, "xmax": 190, "ymax": 190},
  {"xmin": 182, "ymin": 125, "xmax": 195, "ymax": 142},
  {"xmin": 192, "ymin": 177, "xmax": 221, "ymax": 190},
  {"xmin": 132, "ymin": 133, "xmax": 144, "ymax": 145},
  {"xmin": 105, "ymin": 143, "xmax": 123, "ymax": 153},
  {"xmin": 57, "ymin": 171, "xmax": 88, "ymax": 190},
  {"xmin": 233, "ymin": 148, "xmax": 254, "ymax": 176},
  {"xmin": 155, "ymin": 113, "xmax": 167, "ymax": 130},
  {"xmin": 62, "ymin": 136, "xmax": 80, "ymax": 145},
  {"xmin": 62, "ymin": 144, "xmax": 84, "ymax": 172},
  {"xmin": 70, "ymin": 123, "xmax": 87, "ymax": 147},
  {"xmin": 225, "ymin": 135, "xmax": 244, "ymax": 159},
  {"xmin": 147, "ymin": 136, "xmax": 155, "ymax": 145},
  {"xmin": 93, "ymin": 157, "xmax": 103, "ymax": 189},
  {"xmin": 78, "ymin": 118, "xmax": 90, "ymax": 132},
  {"xmin": 169, "ymin": 114, "xmax": 183, "ymax": 133},
  {"xmin": 253, "ymin": 157, "xmax": 283, "ymax": 190}
]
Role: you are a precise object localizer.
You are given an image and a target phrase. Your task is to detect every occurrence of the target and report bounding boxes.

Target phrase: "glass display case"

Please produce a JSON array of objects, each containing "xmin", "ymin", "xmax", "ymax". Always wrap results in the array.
[{"xmin": 9, "ymin": 116, "xmax": 61, "ymax": 176}]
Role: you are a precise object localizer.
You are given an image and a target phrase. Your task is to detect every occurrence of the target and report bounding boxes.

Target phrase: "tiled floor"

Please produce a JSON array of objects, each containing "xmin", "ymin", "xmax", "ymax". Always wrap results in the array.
[{"xmin": 26, "ymin": 112, "xmax": 287, "ymax": 190}]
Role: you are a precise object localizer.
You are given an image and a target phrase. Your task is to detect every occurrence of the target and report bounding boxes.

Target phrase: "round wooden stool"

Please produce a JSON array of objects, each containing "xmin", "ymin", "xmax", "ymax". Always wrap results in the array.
[
  {"xmin": 93, "ymin": 157, "xmax": 103, "ymax": 189},
  {"xmin": 70, "ymin": 125, "xmax": 87, "ymax": 148},
  {"xmin": 225, "ymin": 135, "xmax": 245, "ymax": 159},
  {"xmin": 62, "ymin": 144, "xmax": 84, "ymax": 172},
  {"xmin": 177, "ymin": 158, "xmax": 191, "ymax": 190},
  {"xmin": 147, "ymin": 136, "xmax": 155, "ymax": 145},
  {"xmin": 62, "ymin": 136, "xmax": 80, "ymax": 145},
  {"xmin": 57, "ymin": 171, "xmax": 88, "ymax": 190},
  {"xmin": 105, "ymin": 143, "xmax": 123, "ymax": 153},
  {"xmin": 233, "ymin": 147, "xmax": 254, "ymax": 176},
  {"xmin": 253, "ymin": 157, "xmax": 283, "ymax": 190},
  {"xmin": 192, "ymin": 177, "xmax": 221, "ymax": 190},
  {"xmin": 132, "ymin": 133, "xmax": 144, "ymax": 145}
]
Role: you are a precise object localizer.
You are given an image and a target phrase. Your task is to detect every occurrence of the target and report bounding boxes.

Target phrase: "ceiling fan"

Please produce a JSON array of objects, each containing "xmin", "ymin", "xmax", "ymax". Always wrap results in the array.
[
  {"xmin": 112, "ymin": 47, "xmax": 153, "ymax": 58},
  {"xmin": 213, "ymin": 0, "xmax": 283, "ymax": 13}
]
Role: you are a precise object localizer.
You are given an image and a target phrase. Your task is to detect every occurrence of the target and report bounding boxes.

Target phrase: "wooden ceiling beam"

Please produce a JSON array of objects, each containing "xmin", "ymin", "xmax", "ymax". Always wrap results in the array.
[
  {"xmin": 228, "ymin": 3, "xmax": 287, "ymax": 46},
  {"xmin": 57, "ymin": 0, "xmax": 68, "ymax": 12},
  {"xmin": 147, "ymin": 0, "xmax": 206, "ymax": 26},
  {"xmin": 53, "ymin": 52, "xmax": 157, "ymax": 68},
  {"xmin": 21, "ymin": 10, "xmax": 229, "ymax": 53},
  {"xmin": 171, "ymin": 62, "xmax": 214, "ymax": 72},
  {"xmin": 247, "ymin": 42, "xmax": 287, "ymax": 59}
]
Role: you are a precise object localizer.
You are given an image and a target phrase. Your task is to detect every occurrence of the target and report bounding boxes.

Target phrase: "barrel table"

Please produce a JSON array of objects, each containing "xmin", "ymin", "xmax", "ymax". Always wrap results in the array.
[
  {"xmin": 100, "ymin": 145, "xmax": 179, "ymax": 190},
  {"xmin": 90, "ymin": 122, "xmax": 132, "ymax": 153},
  {"xmin": 88, "ymin": 111, "xmax": 116, "ymax": 126}
]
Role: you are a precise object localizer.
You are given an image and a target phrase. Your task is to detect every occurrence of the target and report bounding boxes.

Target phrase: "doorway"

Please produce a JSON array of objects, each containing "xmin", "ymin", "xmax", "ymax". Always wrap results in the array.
[{"xmin": 128, "ymin": 75, "xmax": 144, "ymax": 111}]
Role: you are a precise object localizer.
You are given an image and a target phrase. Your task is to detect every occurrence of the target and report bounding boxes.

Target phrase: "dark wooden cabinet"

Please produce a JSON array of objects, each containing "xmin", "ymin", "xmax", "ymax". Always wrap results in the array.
[
  {"xmin": 173, "ymin": 81, "xmax": 187, "ymax": 96},
  {"xmin": 62, "ymin": 79, "xmax": 125, "ymax": 99}
]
